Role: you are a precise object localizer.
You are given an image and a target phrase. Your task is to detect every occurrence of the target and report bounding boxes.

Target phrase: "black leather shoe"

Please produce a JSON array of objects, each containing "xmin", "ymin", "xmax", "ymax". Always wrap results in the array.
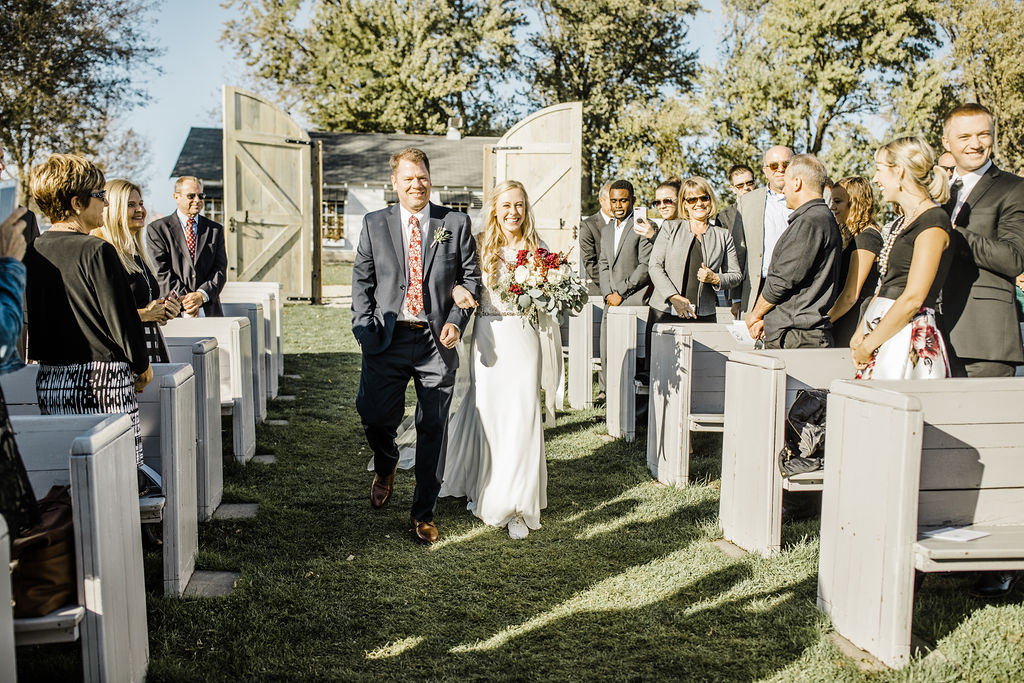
[{"xmin": 969, "ymin": 572, "xmax": 1021, "ymax": 599}]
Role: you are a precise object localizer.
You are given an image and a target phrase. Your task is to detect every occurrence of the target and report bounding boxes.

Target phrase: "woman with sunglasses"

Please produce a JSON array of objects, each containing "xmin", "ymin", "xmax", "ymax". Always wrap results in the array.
[
  {"xmin": 633, "ymin": 177, "xmax": 681, "ymax": 240},
  {"xmin": 646, "ymin": 176, "xmax": 742, "ymax": 363},
  {"xmin": 24, "ymin": 154, "xmax": 152, "ymax": 479}
]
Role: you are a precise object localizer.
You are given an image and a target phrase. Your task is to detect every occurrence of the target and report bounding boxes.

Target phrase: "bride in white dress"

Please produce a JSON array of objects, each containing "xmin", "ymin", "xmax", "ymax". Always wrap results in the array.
[{"xmin": 442, "ymin": 180, "xmax": 549, "ymax": 539}]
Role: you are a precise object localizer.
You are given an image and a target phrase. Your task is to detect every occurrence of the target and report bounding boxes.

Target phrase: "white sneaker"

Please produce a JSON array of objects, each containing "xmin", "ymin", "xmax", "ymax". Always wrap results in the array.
[{"xmin": 507, "ymin": 515, "xmax": 529, "ymax": 540}]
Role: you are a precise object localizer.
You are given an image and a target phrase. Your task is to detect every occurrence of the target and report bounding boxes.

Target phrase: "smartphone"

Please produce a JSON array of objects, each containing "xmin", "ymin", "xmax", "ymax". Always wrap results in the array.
[
  {"xmin": 0, "ymin": 179, "xmax": 17, "ymax": 222},
  {"xmin": 634, "ymin": 206, "xmax": 648, "ymax": 223}
]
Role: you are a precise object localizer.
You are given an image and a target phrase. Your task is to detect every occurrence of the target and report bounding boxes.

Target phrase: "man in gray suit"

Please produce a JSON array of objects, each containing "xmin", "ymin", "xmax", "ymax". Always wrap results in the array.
[
  {"xmin": 597, "ymin": 179, "xmax": 653, "ymax": 397},
  {"xmin": 939, "ymin": 102, "xmax": 1024, "ymax": 379},
  {"xmin": 579, "ymin": 182, "xmax": 612, "ymax": 296},
  {"xmin": 731, "ymin": 146, "xmax": 794, "ymax": 318},
  {"xmin": 352, "ymin": 147, "xmax": 481, "ymax": 545}
]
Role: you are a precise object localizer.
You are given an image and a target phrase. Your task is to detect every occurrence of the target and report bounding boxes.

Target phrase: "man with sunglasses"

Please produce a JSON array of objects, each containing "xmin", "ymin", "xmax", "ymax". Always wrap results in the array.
[
  {"xmin": 147, "ymin": 176, "xmax": 227, "ymax": 317},
  {"xmin": 717, "ymin": 164, "xmax": 756, "ymax": 313},
  {"xmin": 731, "ymin": 146, "xmax": 794, "ymax": 318}
]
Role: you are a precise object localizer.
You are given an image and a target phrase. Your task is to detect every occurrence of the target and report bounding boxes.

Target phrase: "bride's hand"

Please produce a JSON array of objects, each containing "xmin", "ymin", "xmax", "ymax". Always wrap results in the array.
[{"xmin": 452, "ymin": 284, "xmax": 478, "ymax": 309}]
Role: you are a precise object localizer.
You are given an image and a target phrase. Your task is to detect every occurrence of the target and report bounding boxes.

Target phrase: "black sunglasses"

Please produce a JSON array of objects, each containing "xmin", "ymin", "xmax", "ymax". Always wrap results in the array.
[
  {"xmin": 653, "ymin": 198, "xmax": 676, "ymax": 207},
  {"xmin": 683, "ymin": 194, "xmax": 711, "ymax": 205},
  {"xmin": 185, "ymin": 192, "xmax": 206, "ymax": 200},
  {"xmin": 88, "ymin": 190, "xmax": 106, "ymax": 201},
  {"xmin": 732, "ymin": 180, "xmax": 756, "ymax": 190}
]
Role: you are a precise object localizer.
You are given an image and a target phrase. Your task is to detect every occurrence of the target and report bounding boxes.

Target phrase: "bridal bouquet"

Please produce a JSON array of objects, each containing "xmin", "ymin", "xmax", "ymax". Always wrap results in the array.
[{"xmin": 497, "ymin": 247, "xmax": 589, "ymax": 319}]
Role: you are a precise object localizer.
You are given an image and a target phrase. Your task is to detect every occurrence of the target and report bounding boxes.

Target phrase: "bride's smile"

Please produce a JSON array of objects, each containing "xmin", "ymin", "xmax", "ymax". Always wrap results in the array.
[{"xmin": 497, "ymin": 188, "xmax": 526, "ymax": 240}]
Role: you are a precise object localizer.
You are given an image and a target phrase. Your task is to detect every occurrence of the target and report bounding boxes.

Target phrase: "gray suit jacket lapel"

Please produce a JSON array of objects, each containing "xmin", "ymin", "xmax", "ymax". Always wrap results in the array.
[
  {"xmin": 422, "ymin": 205, "xmax": 442, "ymax": 277},
  {"xmin": 613, "ymin": 217, "xmax": 634, "ymax": 265},
  {"xmin": 387, "ymin": 204, "xmax": 405, "ymax": 272}
]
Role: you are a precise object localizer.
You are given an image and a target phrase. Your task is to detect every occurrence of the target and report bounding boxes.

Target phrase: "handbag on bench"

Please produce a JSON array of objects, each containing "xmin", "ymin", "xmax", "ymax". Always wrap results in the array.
[
  {"xmin": 10, "ymin": 485, "xmax": 76, "ymax": 618},
  {"xmin": 778, "ymin": 389, "xmax": 828, "ymax": 477}
]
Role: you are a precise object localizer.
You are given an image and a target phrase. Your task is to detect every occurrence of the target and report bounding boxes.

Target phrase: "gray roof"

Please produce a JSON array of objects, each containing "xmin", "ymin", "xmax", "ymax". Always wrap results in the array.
[{"xmin": 171, "ymin": 127, "xmax": 499, "ymax": 188}]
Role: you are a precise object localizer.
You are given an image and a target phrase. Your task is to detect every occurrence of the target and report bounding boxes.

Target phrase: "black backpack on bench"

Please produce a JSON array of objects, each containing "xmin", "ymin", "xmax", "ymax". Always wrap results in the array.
[{"xmin": 778, "ymin": 389, "xmax": 828, "ymax": 477}]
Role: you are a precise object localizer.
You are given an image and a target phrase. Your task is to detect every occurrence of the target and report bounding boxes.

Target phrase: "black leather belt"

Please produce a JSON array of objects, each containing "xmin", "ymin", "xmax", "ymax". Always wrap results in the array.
[{"xmin": 395, "ymin": 320, "xmax": 428, "ymax": 329}]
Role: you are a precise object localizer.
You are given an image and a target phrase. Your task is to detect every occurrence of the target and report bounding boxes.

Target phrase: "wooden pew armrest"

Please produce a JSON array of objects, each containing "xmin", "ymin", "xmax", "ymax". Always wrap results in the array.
[
  {"xmin": 14, "ymin": 604, "xmax": 86, "ymax": 645},
  {"xmin": 781, "ymin": 471, "xmax": 824, "ymax": 491},
  {"xmin": 915, "ymin": 525, "xmax": 1024, "ymax": 572},
  {"xmin": 688, "ymin": 413, "xmax": 724, "ymax": 432},
  {"xmin": 139, "ymin": 495, "xmax": 166, "ymax": 524}
]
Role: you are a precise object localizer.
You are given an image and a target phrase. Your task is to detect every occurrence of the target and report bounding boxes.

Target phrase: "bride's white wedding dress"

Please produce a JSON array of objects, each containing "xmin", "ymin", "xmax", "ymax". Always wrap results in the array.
[
  {"xmin": 366, "ymin": 245, "xmax": 563, "ymax": 534},
  {"xmin": 439, "ymin": 246, "xmax": 548, "ymax": 531}
]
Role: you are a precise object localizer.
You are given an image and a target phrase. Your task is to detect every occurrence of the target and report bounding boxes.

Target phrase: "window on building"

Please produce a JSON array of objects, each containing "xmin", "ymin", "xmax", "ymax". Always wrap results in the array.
[
  {"xmin": 204, "ymin": 196, "xmax": 224, "ymax": 225},
  {"xmin": 322, "ymin": 187, "xmax": 347, "ymax": 241},
  {"xmin": 441, "ymin": 191, "xmax": 482, "ymax": 212}
]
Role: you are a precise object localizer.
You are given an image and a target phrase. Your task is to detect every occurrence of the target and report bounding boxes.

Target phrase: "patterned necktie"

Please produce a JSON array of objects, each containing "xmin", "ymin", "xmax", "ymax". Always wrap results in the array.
[
  {"xmin": 185, "ymin": 217, "xmax": 197, "ymax": 262},
  {"xmin": 406, "ymin": 215, "xmax": 424, "ymax": 316}
]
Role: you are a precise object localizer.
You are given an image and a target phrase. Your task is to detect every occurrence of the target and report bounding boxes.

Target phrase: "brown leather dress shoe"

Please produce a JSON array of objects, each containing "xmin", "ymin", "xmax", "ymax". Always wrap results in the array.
[
  {"xmin": 410, "ymin": 517, "xmax": 439, "ymax": 545},
  {"xmin": 370, "ymin": 467, "xmax": 397, "ymax": 508}
]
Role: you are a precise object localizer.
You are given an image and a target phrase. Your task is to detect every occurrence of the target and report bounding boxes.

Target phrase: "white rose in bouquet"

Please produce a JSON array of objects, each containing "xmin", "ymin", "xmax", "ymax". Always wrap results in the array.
[
  {"xmin": 546, "ymin": 267, "xmax": 564, "ymax": 285},
  {"xmin": 514, "ymin": 265, "xmax": 530, "ymax": 284}
]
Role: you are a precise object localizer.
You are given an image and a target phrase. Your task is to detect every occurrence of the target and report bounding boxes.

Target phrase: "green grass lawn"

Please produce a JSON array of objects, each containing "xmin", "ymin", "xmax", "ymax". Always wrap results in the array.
[{"xmin": 15, "ymin": 285, "xmax": 1024, "ymax": 681}]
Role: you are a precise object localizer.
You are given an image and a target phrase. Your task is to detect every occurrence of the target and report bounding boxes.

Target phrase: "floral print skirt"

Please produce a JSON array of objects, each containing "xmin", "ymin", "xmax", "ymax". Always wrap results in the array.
[{"xmin": 856, "ymin": 297, "xmax": 950, "ymax": 380}]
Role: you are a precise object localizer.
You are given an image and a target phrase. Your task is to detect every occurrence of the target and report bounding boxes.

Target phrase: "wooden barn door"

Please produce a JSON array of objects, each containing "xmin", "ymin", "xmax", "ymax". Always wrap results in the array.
[
  {"xmin": 222, "ymin": 86, "xmax": 312, "ymax": 299},
  {"xmin": 488, "ymin": 102, "xmax": 583, "ymax": 259}
]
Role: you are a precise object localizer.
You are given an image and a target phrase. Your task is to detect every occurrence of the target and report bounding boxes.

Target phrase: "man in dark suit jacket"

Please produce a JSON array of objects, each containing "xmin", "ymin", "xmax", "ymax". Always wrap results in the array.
[
  {"xmin": 147, "ymin": 176, "xmax": 227, "ymax": 317},
  {"xmin": 597, "ymin": 179, "xmax": 653, "ymax": 395},
  {"xmin": 939, "ymin": 103, "xmax": 1024, "ymax": 379},
  {"xmin": 352, "ymin": 148, "xmax": 481, "ymax": 545},
  {"xmin": 579, "ymin": 182, "xmax": 612, "ymax": 296},
  {"xmin": 939, "ymin": 103, "xmax": 1024, "ymax": 600}
]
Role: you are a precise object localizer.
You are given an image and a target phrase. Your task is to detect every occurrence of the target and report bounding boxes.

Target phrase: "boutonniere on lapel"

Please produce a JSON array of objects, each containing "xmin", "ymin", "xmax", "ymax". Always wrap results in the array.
[{"xmin": 431, "ymin": 227, "xmax": 452, "ymax": 247}]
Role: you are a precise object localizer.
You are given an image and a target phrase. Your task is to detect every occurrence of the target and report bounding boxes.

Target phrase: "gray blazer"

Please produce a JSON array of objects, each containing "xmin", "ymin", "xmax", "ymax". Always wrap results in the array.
[
  {"xmin": 649, "ymin": 219, "xmax": 742, "ymax": 317},
  {"xmin": 732, "ymin": 187, "xmax": 769, "ymax": 311},
  {"xmin": 598, "ymin": 215, "xmax": 653, "ymax": 305},
  {"xmin": 350, "ymin": 202, "xmax": 481, "ymax": 369},
  {"xmin": 940, "ymin": 162, "xmax": 1024, "ymax": 363},
  {"xmin": 579, "ymin": 211, "xmax": 607, "ymax": 296}
]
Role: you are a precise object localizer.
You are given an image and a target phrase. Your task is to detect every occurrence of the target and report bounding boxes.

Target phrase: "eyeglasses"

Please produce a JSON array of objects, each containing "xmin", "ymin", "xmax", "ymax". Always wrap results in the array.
[
  {"xmin": 88, "ymin": 190, "xmax": 106, "ymax": 201},
  {"xmin": 185, "ymin": 192, "xmax": 206, "ymax": 200},
  {"xmin": 765, "ymin": 161, "xmax": 790, "ymax": 173},
  {"xmin": 683, "ymin": 194, "xmax": 711, "ymax": 205},
  {"xmin": 732, "ymin": 180, "xmax": 756, "ymax": 190},
  {"xmin": 652, "ymin": 198, "xmax": 676, "ymax": 207}
]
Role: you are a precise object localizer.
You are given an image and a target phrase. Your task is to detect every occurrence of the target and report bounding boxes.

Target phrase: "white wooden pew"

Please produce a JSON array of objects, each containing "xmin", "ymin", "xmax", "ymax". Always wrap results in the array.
[
  {"xmin": 163, "ymin": 317, "xmax": 256, "ymax": 463},
  {"xmin": 1, "ymin": 364, "xmax": 199, "ymax": 597},
  {"xmin": 1, "ymin": 516, "xmax": 15, "ymax": 682},
  {"xmin": 12, "ymin": 413, "xmax": 149, "ymax": 682},
  {"xmin": 568, "ymin": 296, "xmax": 603, "ymax": 409},
  {"xmin": 222, "ymin": 281, "xmax": 283, "ymax": 378},
  {"xmin": 165, "ymin": 337, "xmax": 223, "ymax": 520},
  {"xmin": 818, "ymin": 378, "xmax": 1024, "ymax": 667},
  {"xmin": 221, "ymin": 302, "xmax": 269, "ymax": 418},
  {"xmin": 719, "ymin": 348, "xmax": 852, "ymax": 557},
  {"xmin": 138, "ymin": 364, "xmax": 199, "ymax": 597},
  {"xmin": 605, "ymin": 306, "xmax": 649, "ymax": 441},
  {"xmin": 646, "ymin": 322, "xmax": 754, "ymax": 486}
]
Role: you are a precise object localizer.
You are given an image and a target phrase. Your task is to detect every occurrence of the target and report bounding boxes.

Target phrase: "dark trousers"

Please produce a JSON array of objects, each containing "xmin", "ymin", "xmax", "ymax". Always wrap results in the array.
[
  {"xmin": 952, "ymin": 357, "xmax": 1018, "ymax": 378},
  {"xmin": 643, "ymin": 308, "xmax": 715, "ymax": 373},
  {"xmin": 765, "ymin": 327, "xmax": 834, "ymax": 350},
  {"xmin": 356, "ymin": 325, "xmax": 455, "ymax": 522}
]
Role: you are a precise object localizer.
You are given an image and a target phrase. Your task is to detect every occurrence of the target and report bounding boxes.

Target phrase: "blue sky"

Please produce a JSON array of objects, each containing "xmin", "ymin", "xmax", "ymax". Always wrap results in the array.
[{"xmin": 130, "ymin": 1, "xmax": 724, "ymax": 210}]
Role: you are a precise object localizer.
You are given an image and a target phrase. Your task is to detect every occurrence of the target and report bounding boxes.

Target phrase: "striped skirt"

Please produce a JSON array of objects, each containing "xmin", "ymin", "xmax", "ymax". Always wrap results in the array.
[{"xmin": 36, "ymin": 361, "xmax": 144, "ymax": 466}]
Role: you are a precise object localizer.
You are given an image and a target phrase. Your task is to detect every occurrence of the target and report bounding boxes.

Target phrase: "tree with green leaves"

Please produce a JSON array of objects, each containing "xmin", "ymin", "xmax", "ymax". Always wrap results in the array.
[
  {"xmin": 704, "ymin": 0, "xmax": 940, "ymax": 179},
  {"xmin": 0, "ymin": 0, "xmax": 159, "ymax": 204},
  {"xmin": 937, "ymin": 0, "xmax": 1024, "ymax": 172},
  {"xmin": 224, "ymin": 0, "xmax": 522, "ymax": 136},
  {"xmin": 521, "ymin": 0, "xmax": 701, "ymax": 198}
]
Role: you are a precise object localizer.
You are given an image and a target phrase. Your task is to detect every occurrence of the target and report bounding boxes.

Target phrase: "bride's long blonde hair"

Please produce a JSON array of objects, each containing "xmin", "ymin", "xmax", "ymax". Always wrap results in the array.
[{"xmin": 479, "ymin": 180, "xmax": 540, "ymax": 287}]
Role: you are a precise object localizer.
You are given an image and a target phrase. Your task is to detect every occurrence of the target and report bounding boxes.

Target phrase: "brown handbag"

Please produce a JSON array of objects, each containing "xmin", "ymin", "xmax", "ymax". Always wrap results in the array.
[{"xmin": 10, "ymin": 485, "xmax": 77, "ymax": 618}]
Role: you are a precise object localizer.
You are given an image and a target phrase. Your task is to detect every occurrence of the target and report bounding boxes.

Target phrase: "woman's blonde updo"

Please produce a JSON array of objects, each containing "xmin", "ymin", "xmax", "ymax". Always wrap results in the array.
[{"xmin": 875, "ymin": 136, "xmax": 950, "ymax": 205}]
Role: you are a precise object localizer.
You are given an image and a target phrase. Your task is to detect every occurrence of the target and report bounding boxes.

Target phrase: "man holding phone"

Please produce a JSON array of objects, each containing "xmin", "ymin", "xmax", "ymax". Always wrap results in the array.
[{"xmin": 147, "ymin": 176, "xmax": 227, "ymax": 317}]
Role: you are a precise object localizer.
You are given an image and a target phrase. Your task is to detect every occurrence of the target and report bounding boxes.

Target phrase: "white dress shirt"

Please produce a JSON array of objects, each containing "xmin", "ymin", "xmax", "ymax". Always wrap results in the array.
[
  {"xmin": 176, "ymin": 209, "xmax": 207, "ymax": 317},
  {"xmin": 951, "ymin": 159, "xmax": 992, "ymax": 225},
  {"xmin": 761, "ymin": 189, "xmax": 793, "ymax": 277},
  {"xmin": 398, "ymin": 204, "xmax": 429, "ymax": 323}
]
